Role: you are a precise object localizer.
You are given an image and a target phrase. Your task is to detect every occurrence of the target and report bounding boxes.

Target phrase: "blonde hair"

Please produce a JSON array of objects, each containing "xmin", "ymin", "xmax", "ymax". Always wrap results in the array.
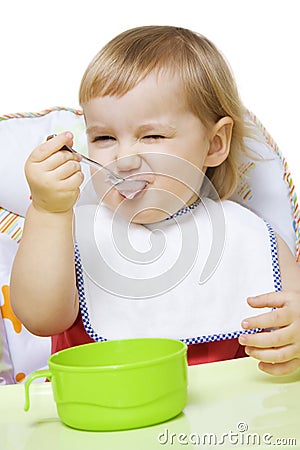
[{"xmin": 79, "ymin": 25, "xmax": 249, "ymax": 198}]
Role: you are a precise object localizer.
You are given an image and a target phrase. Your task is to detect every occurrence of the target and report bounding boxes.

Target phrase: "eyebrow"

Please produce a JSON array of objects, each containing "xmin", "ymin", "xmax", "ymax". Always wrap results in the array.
[
  {"xmin": 137, "ymin": 123, "xmax": 176, "ymax": 134},
  {"xmin": 86, "ymin": 123, "xmax": 176, "ymax": 136},
  {"xmin": 86, "ymin": 125, "xmax": 110, "ymax": 136}
]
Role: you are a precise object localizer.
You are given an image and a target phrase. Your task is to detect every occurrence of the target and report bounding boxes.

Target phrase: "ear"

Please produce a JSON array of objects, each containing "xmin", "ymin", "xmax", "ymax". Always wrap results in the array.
[{"xmin": 204, "ymin": 117, "xmax": 234, "ymax": 168}]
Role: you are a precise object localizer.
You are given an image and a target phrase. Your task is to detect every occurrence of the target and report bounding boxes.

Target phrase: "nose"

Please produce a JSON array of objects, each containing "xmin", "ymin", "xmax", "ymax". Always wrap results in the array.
[{"xmin": 116, "ymin": 148, "xmax": 142, "ymax": 173}]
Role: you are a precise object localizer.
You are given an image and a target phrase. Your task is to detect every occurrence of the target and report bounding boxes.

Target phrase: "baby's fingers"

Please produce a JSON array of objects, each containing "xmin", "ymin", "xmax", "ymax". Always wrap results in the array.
[
  {"xmin": 246, "ymin": 292, "xmax": 288, "ymax": 309},
  {"xmin": 239, "ymin": 325, "xmax": 294, "ymax": 349},
  {"xmin": 30, "ymin": 132, "xmax": 74, "ymax": 163},
  {"xmin": 241, "ymin": 307, "xmax": 291, "ymax": 331},
  {"xmin": 245, "ymin": 344, "xmax": 294, "ymax": 363},
  {"xmin": 258, "ymin": 359, "xmax": 300, "ymax": 376}
]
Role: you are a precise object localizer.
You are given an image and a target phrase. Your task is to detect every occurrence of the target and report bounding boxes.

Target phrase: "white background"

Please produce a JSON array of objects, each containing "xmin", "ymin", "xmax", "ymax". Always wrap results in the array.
[{"xmin": 1, "ymin": 0, "xmax": 299, "ymax": 190}]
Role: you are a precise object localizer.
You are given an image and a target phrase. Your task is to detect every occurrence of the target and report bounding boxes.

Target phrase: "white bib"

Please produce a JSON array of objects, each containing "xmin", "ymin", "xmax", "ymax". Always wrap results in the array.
[{"xmin": 74, "ymin": 199, "xmax": 281, "ymax": 344}]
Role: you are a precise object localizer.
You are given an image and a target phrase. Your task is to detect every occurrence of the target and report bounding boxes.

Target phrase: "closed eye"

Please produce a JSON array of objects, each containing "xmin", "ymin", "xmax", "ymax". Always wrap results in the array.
[
  {"xmin": 92, "ymin": 136, "xmax": 116, "ymax": 142},
  {"xmin": 143, "ymin": 135, "xmax": 165, "ymax": 140}
]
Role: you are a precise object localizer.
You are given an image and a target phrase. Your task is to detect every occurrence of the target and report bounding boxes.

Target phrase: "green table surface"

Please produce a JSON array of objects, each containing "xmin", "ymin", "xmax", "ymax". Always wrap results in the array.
[{"xmin": 0, "ymin": 356, "xmax": 299, "ymax": 450}]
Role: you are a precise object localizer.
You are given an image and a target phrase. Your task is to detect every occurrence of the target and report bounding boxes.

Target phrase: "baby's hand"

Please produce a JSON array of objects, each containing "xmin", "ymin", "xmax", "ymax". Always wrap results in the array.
[
  {"xmin": 238, "ymin": 292, "xmax": 300, "ymax": 375},
  {"xmin": 25, "ymin": 132, "xmax": 84, "ymax": 213}
]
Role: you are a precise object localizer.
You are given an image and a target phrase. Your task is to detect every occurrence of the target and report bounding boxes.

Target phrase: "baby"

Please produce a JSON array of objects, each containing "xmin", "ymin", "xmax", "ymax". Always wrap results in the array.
[{"xmin": 10, "ymin": 26, "xmax": 300, "ymax": 375}]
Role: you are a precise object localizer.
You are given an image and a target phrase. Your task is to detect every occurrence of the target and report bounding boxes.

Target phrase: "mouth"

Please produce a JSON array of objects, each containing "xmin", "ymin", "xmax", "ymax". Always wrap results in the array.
[{"xmin": 115, "ymin": 179, "xmax": 150, "ymax": 199}]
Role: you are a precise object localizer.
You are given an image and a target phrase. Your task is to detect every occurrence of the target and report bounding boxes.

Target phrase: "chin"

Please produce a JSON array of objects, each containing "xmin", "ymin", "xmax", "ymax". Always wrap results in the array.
[{"xmin": 131, "ymin": 210, "xmax": 169, "ymax": 224}]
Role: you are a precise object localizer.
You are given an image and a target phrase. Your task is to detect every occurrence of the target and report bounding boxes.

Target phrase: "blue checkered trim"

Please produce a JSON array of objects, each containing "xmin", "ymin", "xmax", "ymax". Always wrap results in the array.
[
  {"xmin": 74, "ymin": 220, "xmax": 281, "ymax": 345},
  {"xmin": 75, "ymin": 243, "xmax": 107, "ymax": 342},
  {"xmin": 265, "ymin": 221, "xmax": 282, "ymax": 292},
  {"xmin": 166, "ymin": 198, "xmax": 201, "ymax": 220},
  {"xmin": 181, "ymin": 329, "xmax": 263, "ymax": 345}
]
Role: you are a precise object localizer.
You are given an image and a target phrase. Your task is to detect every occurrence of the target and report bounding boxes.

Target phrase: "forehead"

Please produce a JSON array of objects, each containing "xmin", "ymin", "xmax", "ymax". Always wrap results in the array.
[
  {"xmin": 83, "ymin": 71, "xmax": 188, "ymax": 118},
  {"xmin": 120, "ymin": 71, "xmax": 186, "ymax": 103}
]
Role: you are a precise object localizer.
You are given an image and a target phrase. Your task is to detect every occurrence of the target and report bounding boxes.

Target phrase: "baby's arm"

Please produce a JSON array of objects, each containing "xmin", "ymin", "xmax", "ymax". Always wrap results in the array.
[
  {"xmin": 10, "ymin": 133, "xmax": 84, "ymax": 336},
  {"xmin": 239, "ymin": 234, "xmax": 300, "ymax": 375}
]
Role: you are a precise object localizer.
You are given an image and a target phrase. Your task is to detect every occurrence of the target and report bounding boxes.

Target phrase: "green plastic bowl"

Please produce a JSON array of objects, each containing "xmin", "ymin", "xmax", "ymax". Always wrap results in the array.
[{"xmin": 24, "ymin": 338, "xmax": 188, "ymax": 431}]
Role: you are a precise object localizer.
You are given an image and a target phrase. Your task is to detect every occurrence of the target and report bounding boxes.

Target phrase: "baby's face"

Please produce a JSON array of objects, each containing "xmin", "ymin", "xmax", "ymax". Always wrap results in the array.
[{"xmin": 83, "ymin": 71, "xmax": 211, "ymax": 223}]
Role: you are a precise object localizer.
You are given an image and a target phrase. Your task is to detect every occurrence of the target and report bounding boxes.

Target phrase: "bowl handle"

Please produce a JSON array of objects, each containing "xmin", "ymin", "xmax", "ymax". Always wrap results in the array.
[{"xmin": 24, "ymin": 369, "xmax": 52, "ymax": 411}]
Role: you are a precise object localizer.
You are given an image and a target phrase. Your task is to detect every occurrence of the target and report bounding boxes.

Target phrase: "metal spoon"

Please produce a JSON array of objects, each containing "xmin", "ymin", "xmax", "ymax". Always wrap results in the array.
[{"xmin": 47, "ymin": 135, "xmax": 148, "ymax": 195}]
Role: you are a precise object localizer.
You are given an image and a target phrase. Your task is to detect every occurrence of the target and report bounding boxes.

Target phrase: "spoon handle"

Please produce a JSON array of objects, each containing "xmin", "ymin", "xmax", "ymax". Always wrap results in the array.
[{"xmin": 62, "ymin": 144, "xmax": 119, "ymax": 177}]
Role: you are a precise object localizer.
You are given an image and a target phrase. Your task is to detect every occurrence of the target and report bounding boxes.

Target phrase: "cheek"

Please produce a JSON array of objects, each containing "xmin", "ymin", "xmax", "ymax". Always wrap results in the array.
[
  {"xmin": 156, "ymin": 157, "xmax": 205, "ymax": 198},
  {"xmin": 151, "ymin": 176, "xmax": 199, "ymax": 213},
  {"xmin": 88, "ymin": 168, "xmax": 119, "ymax": 207},
  {"xmin": 88, "ymin": 148, "xmax": 114, "ymax": 167}
]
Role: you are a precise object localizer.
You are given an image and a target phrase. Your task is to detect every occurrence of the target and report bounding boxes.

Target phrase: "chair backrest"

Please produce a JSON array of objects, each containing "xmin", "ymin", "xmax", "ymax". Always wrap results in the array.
[
  {"xmin": 231, "ymin": 111, "xmax": 299, "ymax": 262},
  {"xmin": 0, "ymin": 225, "xmax": 50, "ymax": 384}
]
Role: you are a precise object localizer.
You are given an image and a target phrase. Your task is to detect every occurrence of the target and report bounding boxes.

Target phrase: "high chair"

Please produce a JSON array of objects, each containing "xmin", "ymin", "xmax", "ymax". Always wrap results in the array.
[{"xmin": 0, "ymin": 107, "xmax": 299, "ymax": 384}]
